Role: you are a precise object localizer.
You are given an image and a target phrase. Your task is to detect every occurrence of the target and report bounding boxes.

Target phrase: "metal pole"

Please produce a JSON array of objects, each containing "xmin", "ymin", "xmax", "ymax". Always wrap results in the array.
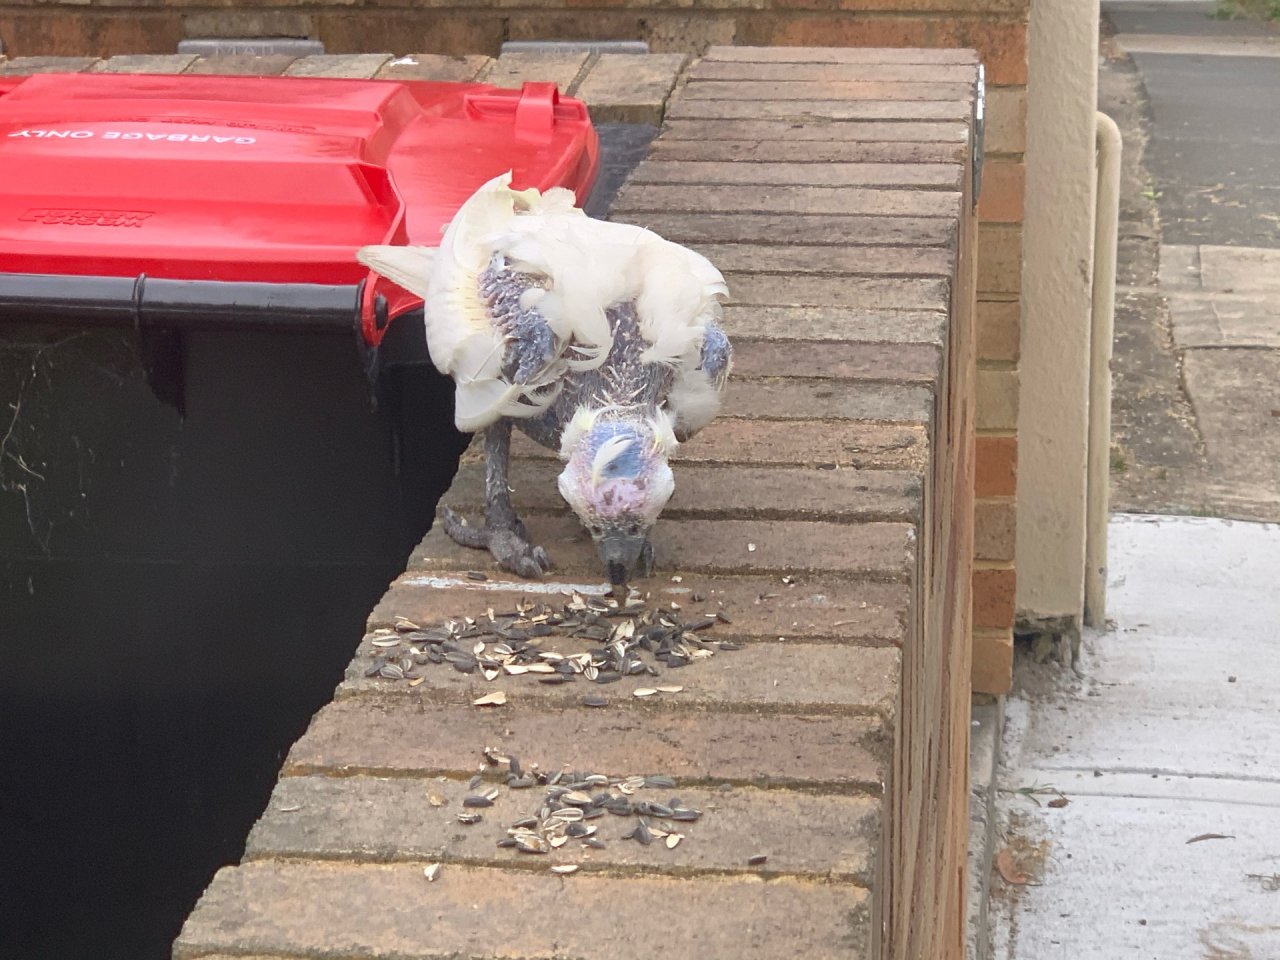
[{"xmin": 1085, "ymin": 112, "xmax": 1122, "ymax": 627}]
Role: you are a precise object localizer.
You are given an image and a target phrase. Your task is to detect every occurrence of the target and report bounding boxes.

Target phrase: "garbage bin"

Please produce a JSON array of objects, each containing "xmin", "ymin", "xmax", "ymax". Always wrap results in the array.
[{"xmin": 0, "ymin": 72, "xmax": 598, "ymax": 960}]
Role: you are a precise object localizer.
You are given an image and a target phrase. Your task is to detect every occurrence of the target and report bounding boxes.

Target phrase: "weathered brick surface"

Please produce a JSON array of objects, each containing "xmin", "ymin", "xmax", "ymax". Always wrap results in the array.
[
  {"xmin": 615, "ymin": 183, "xmax": 961, "ymax": 218},
  {"xmin": 976, "ymin": 368, "xmax": 1019, "ymax": 431},
  {"xmin": 513, "ymin": 420, "xmax": 930, "ymax": 470},
  {"xmin": 976, "ymin": 160, "xmax": 1025, "ymax": 223},
  {"xmin": 646, "ymin": 139, "xmax": 966, "ymax": 164},
  {"xmin": 973, "ymin": 498, "xmax": 1016, "ymax": 562},
  {"xmin": 715, "ymin": 306, "xmax": 945, "ymax": 346},
  {"xmin": 977, "ymin": 222, "xmax": 1023, "ymax": 294},
  {"xmin": 445, "ymin": 458, "xmax": 922, "ymax": 523},
  {"xmin": 285, "ymin": 700, "xmax": 889, "ymax": 789},
  {"xmin": 342, "ymin": 639, "xmax": 901, "ymax": 713},
  {"xmin": 374, "ymin": 53, "xmax": 491, "ymax": 81},
  {"xmin": 284, "ymin": 53, "xmax": 392, "ymax": 78},
  {"xmin": 93, "ymin": 54, "xmax": 196, "ymax": 74},
  {"xmin": 480, "ymin": 50, "xmax": 591, "ymax": 92},
  {"xmin": 174, "ymin": 861, "xmax": 871, "ymax": 960},
  {"xmin": 0, "ymin": 55, "xmax": 97, "ymax": 73},
  {"xmin": 575, "ymin": 52, "xmax": 688, "ymax": 124},
  {"xmin": 247, "ymin": 775, "xmax": 881, "ymax": 883},
  {"xmin": 726, "ymin": 274, "xmax": 949, "ymax": 311},
  {"xmin": 371, "ymin": 575, "xmax": 910, "ymax": 645},
  {"xmin": 703, "ymin": 244, "xmax": 953, "ymax": 278},
  {"xmin": 172, "ymin": 48, "xmax": 978, "ymax": 960},
  {"xmin": 625, "ymin": 212, "xmax": 955, "ymax": 248},
  {"xmin": 630, "ymin": 160, "xmax": 962, "ymax": 189},
  {"xmin": 184, "ymin": 54, "xmax": 297, "ymax": 75},
  {"xmin": 661, "ymin": 119, "xmax": 968, "ymax": 143},
  {"xmin": 408, "ymin": 516, "xmax": 916, "ymax": 581},
  {"xmin": 727, "ymin": 341, "xmax": 941, "ymax": 383},
  {"xmin": 667, "ymin": 97, "xmax": 973, "ymax": 122}
]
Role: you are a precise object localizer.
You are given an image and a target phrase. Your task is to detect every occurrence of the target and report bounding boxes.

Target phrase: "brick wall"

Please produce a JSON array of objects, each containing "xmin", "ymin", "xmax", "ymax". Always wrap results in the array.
[{"xmin": 0, "ymin": 0, "xmax": 1026, "ymax": 693}]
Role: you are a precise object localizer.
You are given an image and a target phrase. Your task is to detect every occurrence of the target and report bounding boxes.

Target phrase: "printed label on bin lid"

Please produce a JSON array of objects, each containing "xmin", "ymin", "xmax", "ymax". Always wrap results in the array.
[{"xmin": 0, "ymin": 73, "xmax": 598, "ymax": 284}]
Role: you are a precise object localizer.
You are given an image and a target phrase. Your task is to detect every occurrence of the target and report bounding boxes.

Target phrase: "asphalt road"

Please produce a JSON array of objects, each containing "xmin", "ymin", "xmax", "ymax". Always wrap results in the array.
[{"xmin": 1109, "ymin": 1, "xmax": 1280, "ymax": 245}]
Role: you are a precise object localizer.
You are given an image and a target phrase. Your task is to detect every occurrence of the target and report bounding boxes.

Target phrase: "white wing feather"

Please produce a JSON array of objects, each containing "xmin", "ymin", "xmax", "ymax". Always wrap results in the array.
[{"xmin": 356, "ymin": 171, "xmax": 729, "ymax": 434}]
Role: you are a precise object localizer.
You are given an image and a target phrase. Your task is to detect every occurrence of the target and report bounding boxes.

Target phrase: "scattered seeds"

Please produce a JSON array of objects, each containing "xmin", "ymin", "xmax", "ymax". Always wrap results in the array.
[
  {"xmin": 456, "ymin": 812, "xmax": 483, "ymax": 825},
  {"xmin": 655, "ymin": 685, "xmax": 683, "ymax": 694},
  {"xmin": 423, "ymin": 863, "xmax": 442, "ymax": 882},
  {"xmin": 551, "ymin": 864, "xmax": 580, "ymax": 874},
  {"xmin": 633, "ymin": 688, "xmax": 658, "ymax": 698}
]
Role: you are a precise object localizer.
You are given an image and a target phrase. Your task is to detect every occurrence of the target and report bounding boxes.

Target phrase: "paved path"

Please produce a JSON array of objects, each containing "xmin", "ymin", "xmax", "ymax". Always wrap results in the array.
[
  {"xmin": 1103, "ymin": 0, "xmax": 1280, "ymax": 521},
  {"xmin": 988, "ymin": 516, "xmax": 1280, "ymax": 959}
]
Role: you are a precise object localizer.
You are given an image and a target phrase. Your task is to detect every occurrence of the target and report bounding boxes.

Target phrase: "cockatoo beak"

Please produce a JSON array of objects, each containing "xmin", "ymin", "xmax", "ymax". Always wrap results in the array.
[{"xmin": 598, "ymin": 530, "xmax": 653, "ymax": 589}]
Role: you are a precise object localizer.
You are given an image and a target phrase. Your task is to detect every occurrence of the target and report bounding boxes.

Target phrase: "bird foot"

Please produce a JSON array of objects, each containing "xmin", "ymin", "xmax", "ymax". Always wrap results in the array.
[{"xmin": 441, "ymin": 507, "xmax": 553, "ymax": 579}]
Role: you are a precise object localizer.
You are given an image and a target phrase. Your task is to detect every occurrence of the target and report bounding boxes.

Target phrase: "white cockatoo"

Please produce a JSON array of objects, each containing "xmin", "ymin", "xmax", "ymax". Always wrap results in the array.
[{"xmin": 358, "ymin": 172, "xmax": 731, "ymax": 588}]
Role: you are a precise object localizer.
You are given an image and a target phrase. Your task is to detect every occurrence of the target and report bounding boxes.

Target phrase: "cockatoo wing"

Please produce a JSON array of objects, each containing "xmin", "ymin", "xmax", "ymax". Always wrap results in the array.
[{"xmin": 359, "ymin": 171, "xmax": 731, "ymax": 436}]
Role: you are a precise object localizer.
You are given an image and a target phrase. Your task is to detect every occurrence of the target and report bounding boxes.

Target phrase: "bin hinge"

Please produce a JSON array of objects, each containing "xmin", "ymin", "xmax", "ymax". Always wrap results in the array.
[{"xmin": 972, "ymin": 64, "xmax": 986, "ymax": 210}]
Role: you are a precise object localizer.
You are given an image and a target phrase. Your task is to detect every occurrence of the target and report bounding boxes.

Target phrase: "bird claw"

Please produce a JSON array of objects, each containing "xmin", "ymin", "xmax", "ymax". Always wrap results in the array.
[{"xmin": 439, "ymin": 507, "xmax": 554, "ymax": 580}]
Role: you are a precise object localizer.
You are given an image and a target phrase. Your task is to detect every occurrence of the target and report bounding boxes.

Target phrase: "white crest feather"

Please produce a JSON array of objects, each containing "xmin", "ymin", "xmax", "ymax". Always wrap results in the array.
[{"xmin": 590, "ymin": 434, "xmax": 636, "ymax": 485}]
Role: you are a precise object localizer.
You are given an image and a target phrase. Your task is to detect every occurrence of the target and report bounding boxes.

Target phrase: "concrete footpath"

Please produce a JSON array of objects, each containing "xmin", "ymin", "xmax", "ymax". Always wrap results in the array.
[{"xmin": 983, "ymin": 515, "xmax": 1280, "ymax": 959}]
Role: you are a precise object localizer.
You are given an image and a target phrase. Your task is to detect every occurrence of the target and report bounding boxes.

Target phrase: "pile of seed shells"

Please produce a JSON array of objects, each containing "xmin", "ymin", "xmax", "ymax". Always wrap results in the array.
[
  {"xmin": 364, "ymin": 592, "xmax": 741, "ymax": 692},
  {"xmin": 457, "ymin": 748, "xmax": 701, "ymax": 860}
]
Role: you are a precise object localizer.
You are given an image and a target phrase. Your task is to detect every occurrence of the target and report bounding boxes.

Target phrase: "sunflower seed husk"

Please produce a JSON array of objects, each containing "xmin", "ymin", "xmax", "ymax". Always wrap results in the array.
[
  {"xmin": 644, "ymin": 776, "xmax": 677, "ymax": 789},
  {"xmin": 466, "ymin": 571, "xmax": 488, "ymax": 581},
  {"xmin": 423, "ymin": 863, "xmax": 442, "ymax": 882},
  {"xmin": 583, "ymin": 694, "xmax": 609, "ymax": 708},
  {"xmin": 550, "ymin": 864, "xmax": 579, "ymax": 874},
  {"xmin": 747, "ymin": 854, "xmax": 768, "ymax": 866},
  {"xmin": 655, "ymin": 685, "xmax": 683, "ymax": 694},
  {"xmin": 472, "ymin": 690, "xmax": 507, "ymax": 706},
  {"xmin": 456, "ymin": 812, "xmax": 483, "ymax": 825},
  {"xmin": 463, "ymin": 795, "xmax": 494, "ymax": 808},
  {"xmin": 633, "ymin": 688, "xmax": 658, "ymax": 698},
  {"xmin": 428, "ymin": 794, "xmax": 445, "ymax": 807},
  {"xmin": 371, "ymin": 637, "xmax": 402, "ymax": 648},
  {"xmin": 584, "ymin": 837, "xmax": 607, "ymax": 849},
  {"xmin": 666, "ymin": 833, "xmax": 683, "ymax": 849},
  {"xmin": 515, "ymin": 835, "xmax": 549, "ymax": 854}
]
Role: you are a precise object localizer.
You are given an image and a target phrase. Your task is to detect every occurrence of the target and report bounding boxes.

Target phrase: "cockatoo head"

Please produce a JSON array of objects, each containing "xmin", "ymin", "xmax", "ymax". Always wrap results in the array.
[{"xmin": 557, "ymin": 412, "xmax": 677, "ymax": 588}]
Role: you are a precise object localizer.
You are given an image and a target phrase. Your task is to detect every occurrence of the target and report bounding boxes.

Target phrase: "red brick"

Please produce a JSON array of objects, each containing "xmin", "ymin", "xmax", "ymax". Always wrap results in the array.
[
  {"xmin": 977, "ymin": 160, "xmax": 1025, "ymax": 223},
  {"xmin": 974, "ymin": 436, "xmax": 1017, "ymax": 497},
  {"xmin": 972, "ymin": 627, "xmax": 1014, "ymax": 694},
  {"xmin": 972, "ymin": 565, "xmax": 1016, "ymax": 629},
  {"xmin": 703, "ymin": 45, "xmax": 979, "ymax": 65},
  {"xmin": 248, "ymin": 775, "xmax": 881, "ymax": 884},
  {"xmin": 733, "ymin": 18, "xmax": 1027, "ymax": 85},
  {"xmin": 285, "ymin": 699, "xmax": 888, "ymax": 788},
  {"xmin": 175, "ymin": 861, "xmax": 871, "ymax": 960},
  {"xmin": 1, "ymin": 13, "xmax": 181, "ymax": 58},
  {"xmin": 317, "ymin": 13, "xmax": 504, "ymax": 56},
  {"xmin": 373, "ymin": 574, "xmax": 910, "ymax": 645}
]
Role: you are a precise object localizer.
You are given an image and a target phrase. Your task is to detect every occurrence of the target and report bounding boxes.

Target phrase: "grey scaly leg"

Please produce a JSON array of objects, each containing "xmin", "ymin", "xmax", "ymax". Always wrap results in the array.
[{"xmin": 440, "ymin": 419, "xmax": 552, "ymax": 578}]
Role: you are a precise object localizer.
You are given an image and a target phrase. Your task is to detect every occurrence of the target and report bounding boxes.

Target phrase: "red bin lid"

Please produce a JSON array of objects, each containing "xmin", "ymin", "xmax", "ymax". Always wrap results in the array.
[{"xmin": 0, "ymin": 72, "xmax": 599, "ymax": 288}]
